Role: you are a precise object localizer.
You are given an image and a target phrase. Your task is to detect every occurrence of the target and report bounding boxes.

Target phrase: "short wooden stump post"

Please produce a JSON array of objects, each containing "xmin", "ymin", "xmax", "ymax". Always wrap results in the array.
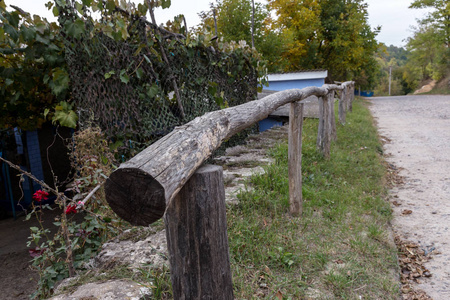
[
  {"xmin": 339, "ymin": 88, "xmax": 346, "ymax": 125},
  {"xmin": 164, "ymin": 164, "xmax": 234, "ymax": 300},
  {"xmin": 288, "ymin": 101, "xmax": 304, "ymax": 216},
  {"xmin": 329, "ymin": 90, "xmax": 337, "ymax": 141},
  {"xmin": 317, "ymin": 95, "xmax": 331, "ymax": 158}
]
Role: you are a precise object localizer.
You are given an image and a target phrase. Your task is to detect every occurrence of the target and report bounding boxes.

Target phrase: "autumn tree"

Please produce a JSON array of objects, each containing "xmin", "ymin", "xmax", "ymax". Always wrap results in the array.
[{"xmin": 269, "ymin": 0, "xmax": 379, "ymax": 88}]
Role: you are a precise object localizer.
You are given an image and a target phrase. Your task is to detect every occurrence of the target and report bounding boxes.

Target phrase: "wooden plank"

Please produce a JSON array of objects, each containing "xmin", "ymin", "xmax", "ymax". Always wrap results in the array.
[
  {"xmin": 164, "ymin": 164, "xmax": 234, "ymax": 300},
  {"xmin": 288, "ymin": 102, "xmax": 304, "ymax": 216}
]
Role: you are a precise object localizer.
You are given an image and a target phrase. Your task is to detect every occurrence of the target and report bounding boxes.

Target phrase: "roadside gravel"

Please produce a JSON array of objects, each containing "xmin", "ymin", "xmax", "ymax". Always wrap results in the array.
[{"xmin": 370, "ymin": 95, "xmax": 450, "ymax": 299}]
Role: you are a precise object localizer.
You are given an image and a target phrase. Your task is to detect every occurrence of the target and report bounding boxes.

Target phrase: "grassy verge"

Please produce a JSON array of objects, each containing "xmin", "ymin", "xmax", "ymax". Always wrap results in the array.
[{"xmin": 227, "ymin": 99, "xmax": 399, "ymax": 299}]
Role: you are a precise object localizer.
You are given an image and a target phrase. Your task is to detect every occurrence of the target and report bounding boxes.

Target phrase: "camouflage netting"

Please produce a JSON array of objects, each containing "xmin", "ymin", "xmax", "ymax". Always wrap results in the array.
[{"xmin": 59, "ymin": 4, "xmax": 259, "ymax": 158}]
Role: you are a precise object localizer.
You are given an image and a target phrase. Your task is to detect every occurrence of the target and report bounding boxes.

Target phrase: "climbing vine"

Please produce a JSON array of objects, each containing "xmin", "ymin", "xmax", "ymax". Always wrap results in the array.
[
  {"xmin": 1, "ymin": 0, "xmax": 266, "ymax": 158},
  {"xmin": 0, "ymin": 2, "xmax": 74, "ymax": 130}
]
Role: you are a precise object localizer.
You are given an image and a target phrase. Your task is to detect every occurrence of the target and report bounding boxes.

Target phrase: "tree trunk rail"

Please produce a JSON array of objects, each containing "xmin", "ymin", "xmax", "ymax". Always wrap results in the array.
[
  {"xmin": 105, "ymin": 81, "xmax": 355, "ymax": 226},
  {"xmin": 105, "ymin": 80, "xmax": 354, "ymax": 299}
]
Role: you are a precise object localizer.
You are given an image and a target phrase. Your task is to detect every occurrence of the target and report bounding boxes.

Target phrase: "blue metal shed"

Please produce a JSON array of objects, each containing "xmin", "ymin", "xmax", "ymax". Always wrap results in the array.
[
  {"xmin": 266, "ymin": 70, "xmax": 328, "ymax": 91},
  {"xmin": 258, "ymin": 70, "xmax": 328, "ymax": 131}
]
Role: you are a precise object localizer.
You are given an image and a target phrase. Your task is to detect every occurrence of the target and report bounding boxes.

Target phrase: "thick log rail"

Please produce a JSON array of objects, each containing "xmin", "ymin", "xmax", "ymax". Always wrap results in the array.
[
  {"xmin": 105, "ymin": 81, "xmax": 354, "ymax": 299},
  {"xmin": 105, "ymin": 81, "xmax": 355, "ymax": 226}
]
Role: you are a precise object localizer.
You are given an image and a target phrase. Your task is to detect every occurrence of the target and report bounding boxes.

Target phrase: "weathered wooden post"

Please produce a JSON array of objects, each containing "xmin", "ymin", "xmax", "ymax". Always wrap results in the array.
[
  {"xmin": 329, "ymin": 90, "xmax": 337, "ymax": 141},
  {"xmin": 339, "ymin": 86, "xmax": 346, "ymax": 125},
  {"xmin": 288, "ymin": 101, "xmax": 304, "ymax": 216},
  {"xmin": 164, "ymin": 164, "xmax": 234, "ymax": 300},
  {"xmin": 351, "ymin": 82, "xmax": 355, "ymax": 111},
  {"xmin": 349, "ymin": 83, "xmax": 354, "ymax": 112},
  {"xmin": 317, "ymin": 93, "xmax": 331, "ymax": 158}
]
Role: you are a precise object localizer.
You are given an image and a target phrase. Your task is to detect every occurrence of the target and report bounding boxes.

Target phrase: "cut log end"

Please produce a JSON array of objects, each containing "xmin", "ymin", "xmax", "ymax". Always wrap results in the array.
[{"xmin": 105, "ymin": 168, "xmax": 166, "ymax": 226}]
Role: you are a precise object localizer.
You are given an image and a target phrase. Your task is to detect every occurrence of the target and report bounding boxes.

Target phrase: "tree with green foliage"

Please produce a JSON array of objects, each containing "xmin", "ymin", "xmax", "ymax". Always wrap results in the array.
[
  {"xmin": 0, "ymin": 1, "xmax": 76, "ymax": 130},
  {"xmin": 374, "ymin": 44, "xmax": 413, "ymax": 96},
  {"xmin": 410, "ymin": 0, "xmax": 450, "ymax": 47},
  {"xmin": 197, "ymin": 0, "xmax": 285, "ymax": 72},
  {"xmin": 408, "ymin": 0, "xmax": 450, "ymax": 81}
]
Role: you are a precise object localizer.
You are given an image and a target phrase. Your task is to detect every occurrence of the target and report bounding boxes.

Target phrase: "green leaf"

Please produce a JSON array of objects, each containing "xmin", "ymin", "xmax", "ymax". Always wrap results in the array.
[
  {"xmin": 161, "ymin": 0, "xmax": 171, "ymax": 9},
  {"xmin": 50, "ymin": 68, "xmax": 70, "ymax": 96},
  {"xmin": 136, "ymin": 67, "xmax": 144, "ymax": 79},
  {"xmin": 147, "ymin": 83, "xmax": 159, "ymax": 98},
  {"xmin": 3, "ymin": 24, "xmax": 19, "ymax": 42},
  {"xmin": 104, "ymin": 70, "xmax": 115, "ymax": 79},
  {"xmin": 53, "ymin": 109, "xmax": 78, "ymax": 128},
  {"xmin": 75, "ymin": 2, "xmax": 84, "ymax": 14},
  {"xmin": 65, "ymin": 19, "xmax": 85, "ymax": 39},
  {"xmin": 5, "ymin": 78, "xmax": 14, "ymax": 86},
  {"xmin": 20, "ymin": 25, "xmax": 36, "ymax": 41},
  {"xmin": 137, "ymin": 3, "xmax": 148, "ymax": 15},
  {"xmin": 52, "ymin": 6, "xmax": 59, "ymax": 17},
  {"xmin": 143, "ymin": 54, "xmax": 151, "ymax": 64},
  {"xmin": 119, "ymin": 69, "xmax": 129, "ymax": 84},
  {"xmin": 106, "ymin": 0, "xmax": 115, "ymax": 11},
  {"xmin": 55, "ymin": 0, "xmax": 68, "ymax": 8},
  {"xmin": 82, "ymin": 0, "xmax": 93, "ymax": 6},
  {"xmin": 5, "ymin": 11, "xmax": 20, "ymax": 28}
]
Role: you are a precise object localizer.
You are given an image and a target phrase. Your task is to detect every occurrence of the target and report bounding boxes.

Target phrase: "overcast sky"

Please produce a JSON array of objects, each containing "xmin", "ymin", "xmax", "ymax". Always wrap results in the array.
[{"xmin": 9, "ymin": 0, "xmax": 430, "ymax": 48}]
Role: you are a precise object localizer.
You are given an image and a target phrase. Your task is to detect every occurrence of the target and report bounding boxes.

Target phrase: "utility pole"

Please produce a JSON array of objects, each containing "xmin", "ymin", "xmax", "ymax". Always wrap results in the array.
[{"xmin": 388, "ymin": 66, "xmax": 392, "ymax": 96}]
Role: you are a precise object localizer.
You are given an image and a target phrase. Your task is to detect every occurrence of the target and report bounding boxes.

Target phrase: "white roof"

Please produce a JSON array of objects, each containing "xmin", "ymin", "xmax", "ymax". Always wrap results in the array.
[{"xmin": 267, "ymin": 70, "xmax": 328, "ymax": 82}]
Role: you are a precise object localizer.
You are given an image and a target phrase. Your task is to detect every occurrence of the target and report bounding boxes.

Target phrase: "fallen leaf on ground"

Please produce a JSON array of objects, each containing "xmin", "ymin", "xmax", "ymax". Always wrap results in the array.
[
  {"xmin": 402, "ymin": 209, "xmax": 413, "ymax": 215},
  {"xmin": 276, "ymin": 291, "xmax": 283, "ymax": 300}
]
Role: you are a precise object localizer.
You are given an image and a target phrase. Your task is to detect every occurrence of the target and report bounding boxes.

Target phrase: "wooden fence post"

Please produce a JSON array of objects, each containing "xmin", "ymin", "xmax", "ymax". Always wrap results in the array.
[
  {"xmin": 339, "ymin": 87, "xmax": 346, "ymax": 125},
  {"xmin": 329, "ymin": 90, "xmax": 337, "ymax": 141},
  {"xmin": 164, "ymin": 164, "xmax": 234, "ymax": 300},
  {"xmin": 348, "ymin": 83, "xmax": 354, "ymax": 112},
  {"xmin": 317, "ymin": 95, "xmax": 331, "ymax": 158},
  {"xmin": 288, "ymin": 101, "xmax": 304, "ymax": 216},
  {"xmin": 350, "ymin": 83, "xmax": 355, "ymax": 112}
]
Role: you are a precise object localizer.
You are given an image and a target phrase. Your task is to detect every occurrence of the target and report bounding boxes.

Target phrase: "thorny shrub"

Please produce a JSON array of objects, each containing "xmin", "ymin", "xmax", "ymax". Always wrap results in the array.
[{"xmin": 26, "ymin": 127, "xmax": 126, "ymax": 299}]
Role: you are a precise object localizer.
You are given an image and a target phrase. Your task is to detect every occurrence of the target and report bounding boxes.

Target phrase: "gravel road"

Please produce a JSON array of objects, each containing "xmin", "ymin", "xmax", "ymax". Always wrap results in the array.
[{"xmin": 370, "ymin": 95, "xmax": 450, "ymax": 299}]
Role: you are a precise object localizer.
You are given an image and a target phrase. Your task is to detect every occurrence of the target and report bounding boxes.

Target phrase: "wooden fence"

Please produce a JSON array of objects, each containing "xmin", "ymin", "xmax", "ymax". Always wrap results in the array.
[{"xmin": 105, "ymin": 81, "xmax": 355, "ymax": 299}]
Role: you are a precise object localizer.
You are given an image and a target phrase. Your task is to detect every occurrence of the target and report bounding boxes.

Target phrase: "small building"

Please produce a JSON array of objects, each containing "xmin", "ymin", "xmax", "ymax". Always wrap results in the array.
[{"xmin": 258, "ymin": 70, "xmax": 328, "ymax": 131}]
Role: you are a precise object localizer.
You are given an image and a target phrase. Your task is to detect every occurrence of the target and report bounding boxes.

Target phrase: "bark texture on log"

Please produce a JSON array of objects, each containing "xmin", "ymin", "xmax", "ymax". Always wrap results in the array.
[
  {"xmin": 288, "ymin": 102, "xmax": 304, "ymax": 216},
  {"xmin": 164, "ymin": 165, "xmax": 234, "ymax": 300}
]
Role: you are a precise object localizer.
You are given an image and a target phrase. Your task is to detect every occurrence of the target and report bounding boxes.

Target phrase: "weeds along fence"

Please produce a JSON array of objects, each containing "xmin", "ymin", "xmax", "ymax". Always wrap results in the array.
[{"xmin": 105, "ymin": 81, "xmax": 355, "ymax": 299}]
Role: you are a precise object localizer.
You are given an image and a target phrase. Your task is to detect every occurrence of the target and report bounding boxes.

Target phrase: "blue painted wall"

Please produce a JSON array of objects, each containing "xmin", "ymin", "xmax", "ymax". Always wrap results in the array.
[
  {"xmin": 26, "ymin": 130, "xmax": 45, "ymax": 191},
  {"xmin": 266, "ymin": 78, "xmax": 325, "ymax": 91}
]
